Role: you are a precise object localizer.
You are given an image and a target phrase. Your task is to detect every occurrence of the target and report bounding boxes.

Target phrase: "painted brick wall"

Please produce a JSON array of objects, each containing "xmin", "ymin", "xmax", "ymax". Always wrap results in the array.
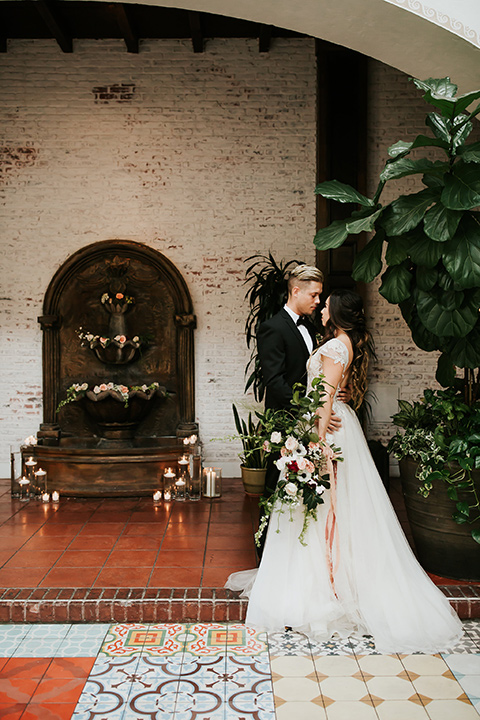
[
  {"xmin": 0, "ymin": 38, "xmax": 317, "ymax": 477},
  {"xmin": 1, "ymin": 39, "xmax": 476, "ymax": 479}
]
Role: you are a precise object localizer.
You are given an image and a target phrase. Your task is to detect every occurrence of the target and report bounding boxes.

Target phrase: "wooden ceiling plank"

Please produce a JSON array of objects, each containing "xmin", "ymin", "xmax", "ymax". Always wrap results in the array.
[
  {"xmin": 188, "ymin": 10, "xmax": 204, "ymax": 53},
  {"xmin": 259, "ymin": 24, "xmax": 272, "ymax": 53},
  {"xmin": 35, "ymin": 0, "xmax": 73, "ymax": 52},
  {"xmin": 115, "ymin": 3, "xmax": 139, "ymax": 53}
]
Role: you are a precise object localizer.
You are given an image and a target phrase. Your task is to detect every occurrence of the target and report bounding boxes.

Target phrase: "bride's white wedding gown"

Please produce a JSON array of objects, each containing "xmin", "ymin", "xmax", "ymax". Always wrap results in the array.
[{"xmin": 226, "ymin": 338, "xmax": 462, "ymax": 653}]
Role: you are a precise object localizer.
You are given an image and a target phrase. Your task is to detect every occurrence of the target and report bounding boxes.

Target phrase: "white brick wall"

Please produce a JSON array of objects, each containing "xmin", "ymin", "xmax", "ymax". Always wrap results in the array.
[
  {"xmin": 0, "ymin": 38, "xmax": 317, "ymax": 477},
  {"xmin": 1, "ymin": 40, "xmax": 477, "ymax": 479}
]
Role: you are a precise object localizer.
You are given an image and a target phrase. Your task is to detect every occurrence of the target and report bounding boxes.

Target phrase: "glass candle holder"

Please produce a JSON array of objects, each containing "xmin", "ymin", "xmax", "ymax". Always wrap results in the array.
[
  {"xmin": 34, "ymin": 468, "xmax": 48, "ymax": 494},
  {"xmin": 52, "ymin": 490, "xmax": 60, "ymax": 504},
  {"xmin": 24, "ymin": 457, "xmax": 38, "ymax": 492},
  {"xmin": 163, "ymin": 467, "xmax": 176, "ymax": 501},
  {"xmin": 188, "ymin": 450, "xmax": 202, "ymax": 501},
  {"xmin": 153, "ymin": 490, "xmax": 162, "ymax": 506},
  {"xmin": 174, "ymin": 475, "xmax": 187, "ymax": 501},
  {"xmin": 18, "ymin": 476, "xmax": 30, "ymax": 502},
  {"xmin": 10, "ymin": 450, "xmax": 21, "ymax": 498},
  {"xmin": 203, "ymin": 467, "xmax": 222, "ymax": 498}
]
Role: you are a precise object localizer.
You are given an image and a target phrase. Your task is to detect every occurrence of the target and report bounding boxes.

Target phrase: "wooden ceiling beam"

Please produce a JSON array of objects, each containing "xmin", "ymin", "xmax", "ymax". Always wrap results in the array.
[
  {"xmin": 35, "ymin": 0, "xmax": 73, "ymax": 53},
  {"xmin": 259, "ymin": 24, "xmax": 272, "ymax": 53},
  {"xmin": 188, "ymin": 11, "xmax": 204, "ymax": 53},
  {"xmin": 114, "ymin": 4, "xmax": 139, "ymax": 54}
]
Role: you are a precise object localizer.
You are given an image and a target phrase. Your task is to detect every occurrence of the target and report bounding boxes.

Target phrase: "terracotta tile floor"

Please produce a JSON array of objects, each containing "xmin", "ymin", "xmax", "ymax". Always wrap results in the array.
[
  {"xmin": 0, "ymin": 476, "xmax": 478, "ymax": 624},
  {"xmin": 0, "ymin": 478, "xmax": 259, "ymax": 590}
]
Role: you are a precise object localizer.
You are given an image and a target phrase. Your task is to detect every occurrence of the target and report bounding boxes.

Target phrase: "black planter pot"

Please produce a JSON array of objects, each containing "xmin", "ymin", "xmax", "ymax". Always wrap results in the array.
[{"xmin": 399, "ymin": 457, "xmax": 480, "ymax": 582}]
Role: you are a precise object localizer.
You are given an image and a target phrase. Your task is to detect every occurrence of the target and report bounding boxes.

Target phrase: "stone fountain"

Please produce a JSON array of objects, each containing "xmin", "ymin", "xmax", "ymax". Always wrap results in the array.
[{"xmin": 31, "ymin": 239, "xmax": 198, "ymax": 496}]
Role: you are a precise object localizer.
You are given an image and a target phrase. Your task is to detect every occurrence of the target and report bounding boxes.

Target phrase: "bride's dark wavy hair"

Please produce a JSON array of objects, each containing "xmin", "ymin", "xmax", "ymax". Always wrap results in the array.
[{"xmin": 321, "ymin": 289, "xmax": 375, "ymax": 410}]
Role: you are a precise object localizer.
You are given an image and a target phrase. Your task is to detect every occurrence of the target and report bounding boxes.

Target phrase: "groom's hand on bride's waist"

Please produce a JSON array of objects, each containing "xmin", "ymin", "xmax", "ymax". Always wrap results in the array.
[
  {"xmin": 337, "ymin": 385, "xmax": 352, "ymax": 404},
  {"xmin": 327, "ymin": 413, "xmax": 342, "ymax": 433}
]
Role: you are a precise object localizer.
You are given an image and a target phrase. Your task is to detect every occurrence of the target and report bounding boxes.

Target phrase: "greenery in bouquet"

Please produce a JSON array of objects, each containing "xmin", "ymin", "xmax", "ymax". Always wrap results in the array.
[
  {"xmin": 254, "ymin": 376, "xmax": 342, "ymax": 546},
  {"xmin": 388, "ymin": 387, "xmax": 480, "ymax": 543}
]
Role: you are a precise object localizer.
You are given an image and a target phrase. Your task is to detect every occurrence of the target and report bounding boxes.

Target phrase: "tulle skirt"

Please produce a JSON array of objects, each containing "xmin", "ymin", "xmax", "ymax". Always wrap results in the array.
[{"xmin": 226, "ymin": 403, "xmax": 462, "ymax": 654}]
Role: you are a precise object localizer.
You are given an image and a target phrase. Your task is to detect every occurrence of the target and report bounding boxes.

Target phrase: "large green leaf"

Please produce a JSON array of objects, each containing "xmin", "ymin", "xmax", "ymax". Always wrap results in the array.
[
  {"xmin": 422, "ymin": 173, "xmax": 445, "ymax": 189},
  {"xmin": 352, "ymin": 233, "xmax": 384, "ymax": 282},
  {"xmin": 382, "ymin": 188, "xmax": 438, "ymax": 236},
  {"xmin": 436, "ymin": 353, "xmax": 456, "ymax": 387},
  {"xmin": 388, "ymin": 135, "xmax": 449, "ymax": 158},
  {"xmin": 380, "ymin": 158, "xmax": 447, "ymax": 183},
  {"xmin": 403, "ymin": 305, "xmax": 440, "ymax": 352},
  {"xmin": 460, "ymin": 141, "xmax": 480, "ymax": 164},
  {"xmin": 408, "ymin": 230, "xmax": 443, "ymax": 267},
  {"xmin": 413, "ymin": 78, "xmax": 480, "ymax": 119},
  {"xmin": 416, "ymin": 289, "xmax": 479, "ymax": 337},
  {"xmin": 313, "ymin": 219, "xmax": 348, "ymax": 250},
  {"xmin": 416, "ymin": 266, "xmax": 438, "ymax": 291},
  {"xmin": 437, "ymin": 267, "xmax": 455, "ymax": 292},
  {"xmin": 442, "ymin": 215, "xmax": 480, "ymax": 289},
  {"xmin": 451, "ymin": 89, "xmax": 480, "ymax": 116},
  {"xmin": 379, "ymin": 263, "xmax": 412, "ymax": 303},
  {"xmin": 446, "ymin": 322, "xmax": 480, "ymax": 368},
  {"xmin": 439, "ymin": 290, "xmax": 464, "ymax": 311},
  {"xmin": 423, "ymin": 202, "xmax": 463, "ymax": 242},
  {"xmin": 441, "ymin": 162, "xmax": 480, "ymax": 210},
  {"xmin": 346, "ymin": 207, "xmax": 383, "ymax": 234},
  {"xmin": 413, "ymin": 77, "xmax": 457, "ymax": 98},
  {"xmin": 426, "ymin": 113, "xmax": 451, "ymax": 143},
  {"xmin": 452, "ymin": 115, "xmax": 473, "ymax": 150},
  {"xmin": 385, "ymin": 235, "xmax": 411, "ymax": 265},
  {"xmin": 314, "ymin": 180, "xmax": 373, "ymax": 207}
]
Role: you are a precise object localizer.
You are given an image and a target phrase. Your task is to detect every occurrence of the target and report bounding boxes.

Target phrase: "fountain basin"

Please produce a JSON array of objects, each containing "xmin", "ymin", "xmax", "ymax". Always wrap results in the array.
[{"xmin": 30, "ymin": 437, "xmax": 185, "ymax": 496}]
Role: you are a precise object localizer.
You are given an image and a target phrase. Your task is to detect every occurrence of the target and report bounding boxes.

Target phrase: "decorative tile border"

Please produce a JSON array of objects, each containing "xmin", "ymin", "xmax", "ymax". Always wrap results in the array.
[{"xmin": 0, "ymin": 585, "xmax": 478, "ymax": 624}]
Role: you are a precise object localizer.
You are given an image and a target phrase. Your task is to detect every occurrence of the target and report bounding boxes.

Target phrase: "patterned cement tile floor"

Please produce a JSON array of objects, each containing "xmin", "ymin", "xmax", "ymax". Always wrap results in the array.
[{"xmin": 0, "ymin": 620, "xmax": 479, "ymax": 719}]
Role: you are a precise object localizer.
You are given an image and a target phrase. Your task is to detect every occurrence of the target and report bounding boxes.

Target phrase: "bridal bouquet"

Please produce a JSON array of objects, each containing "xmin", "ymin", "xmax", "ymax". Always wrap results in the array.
[{"xmin": 253, "ymin": 376, "xmax": 342, "ymax": 546}]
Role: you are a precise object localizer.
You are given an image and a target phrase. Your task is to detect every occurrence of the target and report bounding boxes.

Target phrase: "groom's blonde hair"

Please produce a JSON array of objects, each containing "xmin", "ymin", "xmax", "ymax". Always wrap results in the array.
[{"xmin": 287, "ymin": 265, "xmax": 324, "ymax": 295}]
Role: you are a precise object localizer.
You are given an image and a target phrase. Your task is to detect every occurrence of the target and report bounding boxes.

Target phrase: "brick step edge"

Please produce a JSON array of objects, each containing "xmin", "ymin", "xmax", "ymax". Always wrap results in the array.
[{"xmin": 0, "ymin": 586, "xmax": 478, "ymax": 624}]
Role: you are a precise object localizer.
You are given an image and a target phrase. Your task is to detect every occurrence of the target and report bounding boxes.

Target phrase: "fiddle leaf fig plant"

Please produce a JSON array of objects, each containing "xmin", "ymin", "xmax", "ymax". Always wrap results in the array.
[{"xmin": 314, "ymin": 77, "xmax": 480, "ymax": 387}]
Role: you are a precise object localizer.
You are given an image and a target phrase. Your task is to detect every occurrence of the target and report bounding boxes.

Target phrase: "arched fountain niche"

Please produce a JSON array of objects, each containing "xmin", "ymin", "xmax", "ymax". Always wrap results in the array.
[{"xmin": 34, "ymin": 239, "xmax": 197, "ymax": 496}]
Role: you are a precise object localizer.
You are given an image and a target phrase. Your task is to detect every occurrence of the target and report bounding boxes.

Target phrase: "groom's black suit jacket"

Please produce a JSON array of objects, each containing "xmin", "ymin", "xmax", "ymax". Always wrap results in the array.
[{"xmin": 257, "ymin": 308, "xmax": 318, "ymax": 410}]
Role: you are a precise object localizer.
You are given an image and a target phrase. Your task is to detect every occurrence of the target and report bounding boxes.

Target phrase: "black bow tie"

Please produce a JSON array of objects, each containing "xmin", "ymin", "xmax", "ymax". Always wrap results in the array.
[{"xmin": 297, "ymin": 316, "xmax": 309, "ymax": 327}]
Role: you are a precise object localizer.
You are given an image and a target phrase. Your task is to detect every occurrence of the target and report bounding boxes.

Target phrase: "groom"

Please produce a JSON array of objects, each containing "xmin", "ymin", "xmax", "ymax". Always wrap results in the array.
[
  {"xmin": 257, "ymin": 265, "xmax": 323, "ymax": 502},
  {"xmin": 257, "ymin": 264, "xmax": 323, "ymax": 413}
]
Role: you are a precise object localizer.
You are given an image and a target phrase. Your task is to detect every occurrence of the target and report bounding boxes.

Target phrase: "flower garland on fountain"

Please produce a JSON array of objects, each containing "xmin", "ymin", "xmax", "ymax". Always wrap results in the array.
[
  {"xmin": 57, "ymin": 381, "xmax": 168, "ymax": 439},
  {"xmin": 57, "ymin": 380, "xmax": 163, "ymax": 409}
]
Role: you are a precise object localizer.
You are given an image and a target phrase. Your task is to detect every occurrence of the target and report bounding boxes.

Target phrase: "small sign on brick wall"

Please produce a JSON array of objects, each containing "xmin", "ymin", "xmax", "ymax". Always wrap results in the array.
[{"xmin": 92, "ymin": 84, "xmax": 135, "ymax": 103}]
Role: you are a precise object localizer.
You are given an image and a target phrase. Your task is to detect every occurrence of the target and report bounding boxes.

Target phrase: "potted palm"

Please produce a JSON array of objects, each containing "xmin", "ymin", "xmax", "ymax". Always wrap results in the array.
[
  {"xmin": 313, "ymin": 76, "xmax": 480, "ymax": 579},
  {"xmin": 244, "ymin": 253, "xmax": 299, "ymax": 401},
  {"xmin": 232, "ymin": 404, "xmax": 267, "ymax": 496}
]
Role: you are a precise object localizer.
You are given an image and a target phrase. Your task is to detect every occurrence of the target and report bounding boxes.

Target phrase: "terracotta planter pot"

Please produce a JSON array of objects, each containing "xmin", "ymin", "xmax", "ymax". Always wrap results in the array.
[
  {"xmin": 240, "ymin": 466, "xmax": 267, "ymax": 496},
  {"xmin": 399, "ymin": 457, "xmax": 480, "ymax": 582}
]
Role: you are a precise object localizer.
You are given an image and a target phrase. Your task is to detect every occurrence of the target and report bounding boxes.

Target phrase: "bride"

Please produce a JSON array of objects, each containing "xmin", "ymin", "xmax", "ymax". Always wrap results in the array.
[{"xmin": 226, "ymin": 289, "xmax": 462, "ymax": 653}]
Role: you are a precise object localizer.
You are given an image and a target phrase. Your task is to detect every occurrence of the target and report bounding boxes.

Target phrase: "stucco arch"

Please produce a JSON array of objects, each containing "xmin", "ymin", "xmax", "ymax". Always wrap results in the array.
[{"xmin": 87, "ymin": 0, "xmax": 480, "ymax": 91}]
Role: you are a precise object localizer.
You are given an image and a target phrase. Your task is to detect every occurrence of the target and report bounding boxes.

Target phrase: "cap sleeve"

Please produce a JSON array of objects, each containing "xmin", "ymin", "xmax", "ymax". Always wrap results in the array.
[{"xmin": 317, "ymin": 338, "xmax": 349, "ymax": 371}]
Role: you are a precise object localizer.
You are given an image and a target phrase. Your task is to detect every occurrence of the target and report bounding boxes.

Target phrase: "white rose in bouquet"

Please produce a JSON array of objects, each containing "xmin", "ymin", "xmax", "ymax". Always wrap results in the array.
[{"xmin": 284, "ymin": 482, "xmax": 297, "ymax": 497}]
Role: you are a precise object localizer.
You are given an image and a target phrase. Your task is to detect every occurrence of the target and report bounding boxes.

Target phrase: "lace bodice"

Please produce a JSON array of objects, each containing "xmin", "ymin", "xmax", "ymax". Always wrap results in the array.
[{"xmin": 307, "ymin": 338, "xmax": 350, "ymax": 402}]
